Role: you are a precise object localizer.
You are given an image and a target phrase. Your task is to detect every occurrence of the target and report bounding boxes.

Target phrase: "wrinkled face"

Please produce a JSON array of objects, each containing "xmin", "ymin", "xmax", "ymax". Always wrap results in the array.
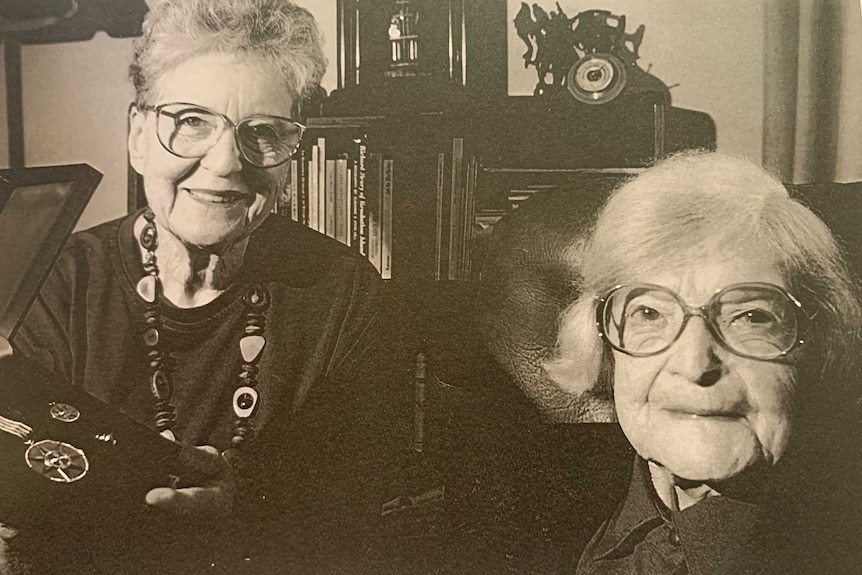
[
  {"xmin": 128, "ymin": 52, "xmax": 293, "ymax": 250},
  {"xmin": 612, "ymin": 253, "xmax": 798, "ymax": 483}
]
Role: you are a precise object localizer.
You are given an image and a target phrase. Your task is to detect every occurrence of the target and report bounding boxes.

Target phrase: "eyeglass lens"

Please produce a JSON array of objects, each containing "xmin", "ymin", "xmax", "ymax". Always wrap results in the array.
[
  {"xmin": 602, "ymin": 284, "xmax": 800, "ymax": 359},
  {"xmin": 156, "ymin": 104, "xmax": 303, "ymax": 167}
]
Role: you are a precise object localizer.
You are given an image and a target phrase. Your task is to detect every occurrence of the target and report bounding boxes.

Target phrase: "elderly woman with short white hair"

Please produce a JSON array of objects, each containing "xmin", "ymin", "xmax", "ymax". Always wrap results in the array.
[
  {"xmin": 546, "ymin": 153, "xmax": 862, "ymax": 574},
  {"xmin": 4, "ymin": 1, "xmax": 390, "ymax": 573}
]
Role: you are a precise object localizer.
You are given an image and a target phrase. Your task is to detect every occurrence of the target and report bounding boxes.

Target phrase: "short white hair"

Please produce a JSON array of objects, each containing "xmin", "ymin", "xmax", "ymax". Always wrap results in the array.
[{"xmin": 130, "ymin": 0, "xmax": 327, "ymax": 107}]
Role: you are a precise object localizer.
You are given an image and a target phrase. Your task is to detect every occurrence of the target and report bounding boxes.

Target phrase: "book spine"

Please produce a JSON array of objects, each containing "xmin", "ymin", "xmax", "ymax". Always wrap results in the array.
[
  {"xmin": 309, "ymin": 145, "xmax": 319, "ymax": 231},
  {"xmin": 317, "ymin": 137, "xmax": 327, "ymax": 232},
  {"xmin": 350, "ymin": 148, "xmax": 359, "ymax": 249},
  {"xmin": 366, "ymin": 151, "xmax": 384, "ymax": 274},
  {"xmin": 381, "ymin": 157, "xmax": 394, "ymax": 280},
  {"xmin": 448, "ymin": 138, "xmax": 465, "ymax": 280},
  {"xmin": 345, "ymin": 166, "xmax": 353, "ymax": 247},
  {"xmin": 357, "ymin": 142, "xmax": 368, "ymax": 257},
  {"xmin": 434, "ymin": 152, "xmax": 447, "ymax": 281},
  {"xmin": 325, "ymin": 158, "xmax": 336, "ymax": 238},
  {"xmin": 335, "ymin": 157, "xmax": 349, "ymax": 245},
  {"xmin": 461, "ymin": 156, "xmax": 478, "ymax": 280},
  {"xmin": 298, "ymin": 147, "xmax": 308, "ymax": 226}
]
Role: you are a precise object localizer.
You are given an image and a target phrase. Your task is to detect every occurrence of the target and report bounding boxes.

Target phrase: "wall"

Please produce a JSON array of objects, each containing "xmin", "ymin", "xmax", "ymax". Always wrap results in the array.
[
  {"xmin": 507, "ymin": 0, "xmax": 765, "ymax": 164},
  {"xmin": 2, "ymin": 2, "xmax": 763, "ymax": 230},
  {"xmin": 21, "ymin": 34, "xmax": 136, "ymax": 231}
]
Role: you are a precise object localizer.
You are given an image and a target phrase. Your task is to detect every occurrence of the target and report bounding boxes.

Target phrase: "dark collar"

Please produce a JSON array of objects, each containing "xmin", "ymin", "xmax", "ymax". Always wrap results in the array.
[
  {"xmin": 592, "ymin": 457, "xmax": 778, "ymax": 574},
  {"xmin": 591, "ymin": 456, "xmax": 666, "ymax": 561}
]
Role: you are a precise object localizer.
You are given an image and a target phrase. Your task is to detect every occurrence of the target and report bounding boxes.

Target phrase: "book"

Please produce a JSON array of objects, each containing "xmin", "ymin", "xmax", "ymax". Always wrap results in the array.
[
  {"xmin": 335, "ymin": 157, "xmax": 350, "ymax": 245},
  {"xmin": 381, "ymin": 157, "xmax": 394, "ymax": 279},
  {"xmin": 350, "ymin": 145, "xmax": 360, "ymax": 249},
  {"xmin": 317, "ymin": 137, "xmax": 327, "ymax": 232},
  {"xmin": 357, "ymin": 141, "xmax": 368, "ymax": 257},
  {"xmin": 461, "ymin": 156, "xmax": 478, "ymax": 280},
  {"xmin": 309, "ymin": 144, "xmax": 319, "ymax": 232},
  {"xmin": 366, "ymin": 151, "xmax": 384, "ymax": 274},
  {"xmin": 434, "ymin": 152, "xmax": 448, "ymax": 281},
  {"xmin": 298, "ymin": 147, "xmax": 308, "ymax": 226},
  {"xmin": 325, "ymin": 159, "xmax": 336, "ymax": 238},
  {"xmin": 448, "ymin": 138, "xmax": 465, "ymax": 280}
]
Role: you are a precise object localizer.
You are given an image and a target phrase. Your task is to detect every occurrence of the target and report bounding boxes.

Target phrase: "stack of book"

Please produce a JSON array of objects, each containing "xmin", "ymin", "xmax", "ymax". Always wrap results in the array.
[
  {"xmin": 434, "ymin": 137, "xmax": 479, "ymax": 281},
  {"xmin": 274, "ymin": 134, "xmax": 395, "ymax": 279}
]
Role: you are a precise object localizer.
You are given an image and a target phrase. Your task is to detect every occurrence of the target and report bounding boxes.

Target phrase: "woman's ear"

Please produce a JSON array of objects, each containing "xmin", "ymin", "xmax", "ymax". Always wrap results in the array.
[
  {"xmin": 128, "ymin": 105, "xmax": 147, "ymax": 175},
  {"xmin": 544, "ymin": 297, "xmax": 606, "ymax": 396}
]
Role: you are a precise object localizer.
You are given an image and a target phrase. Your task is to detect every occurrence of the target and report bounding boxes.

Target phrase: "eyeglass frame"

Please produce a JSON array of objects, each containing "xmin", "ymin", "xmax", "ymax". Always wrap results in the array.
[
  {"xmin": 594, "ymin": 282, "xmax": 809, "ymax": 361},
  {"xmin": 139, "ymin": 102, "xmax": 307, "ymax": 169}
]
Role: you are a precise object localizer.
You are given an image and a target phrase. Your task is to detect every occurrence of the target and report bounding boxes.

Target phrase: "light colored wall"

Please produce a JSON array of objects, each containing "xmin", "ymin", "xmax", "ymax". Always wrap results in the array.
[
  {"xmin": 507, "ymin": 0, "xmax": 765, "ymax": 164},
  {"xmin": 21, "ymin": 34, "xmax": 136, "ymax": 231}
]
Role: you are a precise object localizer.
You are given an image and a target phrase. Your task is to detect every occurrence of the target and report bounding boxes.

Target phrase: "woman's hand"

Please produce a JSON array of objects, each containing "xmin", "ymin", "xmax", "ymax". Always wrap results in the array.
[{"xmin": 145, "ymin": 445, "xmax": 235, "ymax": 516}]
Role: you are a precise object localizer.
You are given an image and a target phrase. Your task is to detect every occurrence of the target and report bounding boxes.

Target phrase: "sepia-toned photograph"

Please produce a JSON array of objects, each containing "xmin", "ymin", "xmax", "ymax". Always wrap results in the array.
[{"xmin": 1, "ymin": 1, "xmax": 860, "ymax": 573}]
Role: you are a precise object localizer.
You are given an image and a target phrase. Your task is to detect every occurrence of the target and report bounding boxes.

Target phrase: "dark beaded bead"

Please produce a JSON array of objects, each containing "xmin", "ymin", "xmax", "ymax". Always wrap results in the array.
[
  {"xmin": 236, "ymin": 392, "xmax": 255, "ymax": 410},
  {"xmin": 140, "ymin": 226, "xmax": 158, "ymax": 251},
  {"xmin": 150, "ymin": 370, "xmax": 172, "ymax": 400},
  {"xmin": 241, "ymin": 364, "xmax": 260, "ymax": 376},
  {"xmin": 143, "ymin": 327, "xmax": 160, "ymax": 347},
  {"xmin": 233, "ymin": 423, "xmax": 255, "ymax": 441},
  {"xmin": 242, "ymin": 285, "xmax": 270, "ymax": 311}
]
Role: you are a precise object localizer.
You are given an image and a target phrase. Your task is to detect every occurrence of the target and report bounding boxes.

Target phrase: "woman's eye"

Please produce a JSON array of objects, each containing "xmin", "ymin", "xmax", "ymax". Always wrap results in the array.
[
  {"xmin": 628, "ymin": 305, "xmax": 662, "ymax": 322},
  {"xmin": 249, "ymin": 124, "xmax": 276, "ymax": 137},
  {"xmin": 177, "ymin": 115, "xmax": 208, "ymax": 128},
  {"xmin": 732, "ymin": 308, "xmax": 776, "ymax": 327}
]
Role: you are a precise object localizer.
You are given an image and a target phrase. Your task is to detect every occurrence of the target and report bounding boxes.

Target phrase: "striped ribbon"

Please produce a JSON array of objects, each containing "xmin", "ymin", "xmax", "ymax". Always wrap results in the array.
[{"xmin": 0, "ymin": 415, "xmax": 32, "ymax": 440}]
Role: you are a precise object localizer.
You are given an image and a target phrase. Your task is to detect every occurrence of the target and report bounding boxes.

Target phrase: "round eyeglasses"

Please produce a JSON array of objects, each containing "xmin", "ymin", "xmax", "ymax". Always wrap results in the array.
[
  {"xmin": 596, "ymin": 283, "xmax": 807, "ymax": 361},
  {"xmin": 142, "ymin": 102, "xmax": 306, "ymax": 168}
]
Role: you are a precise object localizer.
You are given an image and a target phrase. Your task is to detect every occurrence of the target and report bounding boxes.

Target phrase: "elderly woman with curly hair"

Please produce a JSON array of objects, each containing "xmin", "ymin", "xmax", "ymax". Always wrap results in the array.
[
  {"xmin": 546, "ymin": 153, "xmax": 862, "ymax": 574},
  {"xmin": 2, "ymin": 1, "xmax": 397, "ymax": 573}
]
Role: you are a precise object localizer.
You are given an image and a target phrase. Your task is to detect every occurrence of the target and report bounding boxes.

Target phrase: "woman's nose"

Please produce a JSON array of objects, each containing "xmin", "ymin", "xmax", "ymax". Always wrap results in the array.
[
  {"xmin": 199, "ymin": 129, "xmax": 243, "ymax": 175},
  {"xmin": 665, "ymin": 317, "xmax": 723, "ymax": 386}
]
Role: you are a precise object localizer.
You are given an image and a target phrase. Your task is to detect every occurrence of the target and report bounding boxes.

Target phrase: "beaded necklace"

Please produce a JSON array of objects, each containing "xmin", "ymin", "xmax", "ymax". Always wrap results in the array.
[{"xmin": 136, "ymin": 209, "xmax": 268, "ymax": 451}]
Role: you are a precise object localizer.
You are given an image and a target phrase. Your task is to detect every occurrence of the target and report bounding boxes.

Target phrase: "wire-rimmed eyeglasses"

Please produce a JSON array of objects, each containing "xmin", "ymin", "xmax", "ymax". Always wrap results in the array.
[
  {"xmin": 596, "ymin": 282, "xmax": 807, "ymax": 361},
  {"xmin": 141, "ymin": 102, "xmax": 306, "ymax": 169}
]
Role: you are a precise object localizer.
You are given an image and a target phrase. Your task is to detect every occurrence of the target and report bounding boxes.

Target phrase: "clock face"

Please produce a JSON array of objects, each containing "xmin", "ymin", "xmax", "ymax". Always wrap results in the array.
[{"xmin": 567, "ymin": 54, "xmax": 628, "ymax": 105}]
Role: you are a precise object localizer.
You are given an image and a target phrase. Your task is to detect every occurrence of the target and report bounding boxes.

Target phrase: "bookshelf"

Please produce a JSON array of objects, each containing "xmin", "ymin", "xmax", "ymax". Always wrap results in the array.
[
  {"xmin": 292, "ymin": 112, "xmax": 479, "ymax": 283},
  {"xmin": 281, "ymin": 91, "xmax": 715, "ymax": 284}
]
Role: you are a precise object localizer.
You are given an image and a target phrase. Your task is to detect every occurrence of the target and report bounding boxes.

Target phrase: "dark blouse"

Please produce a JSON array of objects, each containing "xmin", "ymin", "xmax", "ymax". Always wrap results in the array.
[
  {"xmin": 575, "ymin": 457, "xmax": 776, "ymax": 575},
  {"xmin": 9, "ymin": 209, "xmax": 402, "ymax": 574}
]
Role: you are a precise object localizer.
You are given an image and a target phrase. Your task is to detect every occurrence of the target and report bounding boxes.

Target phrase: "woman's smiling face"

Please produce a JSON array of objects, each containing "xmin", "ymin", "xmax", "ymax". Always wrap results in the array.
[
  {"xmin": 128, "ymin": 52, "xmax": 293, "ymax": 251},
  {"xmin": 612, "ymin": 253, "xmax": 798, "ymax": 483}
]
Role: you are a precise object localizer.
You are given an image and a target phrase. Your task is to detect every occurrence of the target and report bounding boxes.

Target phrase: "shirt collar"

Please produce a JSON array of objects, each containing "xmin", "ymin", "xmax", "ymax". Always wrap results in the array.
[
  {"xmin": 591, "ymin": 456, "xmax": 778, "ymax": 573},
  {"xmin": 592, "ymin": 456, "xmax": 665, "ymax": 560}
]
